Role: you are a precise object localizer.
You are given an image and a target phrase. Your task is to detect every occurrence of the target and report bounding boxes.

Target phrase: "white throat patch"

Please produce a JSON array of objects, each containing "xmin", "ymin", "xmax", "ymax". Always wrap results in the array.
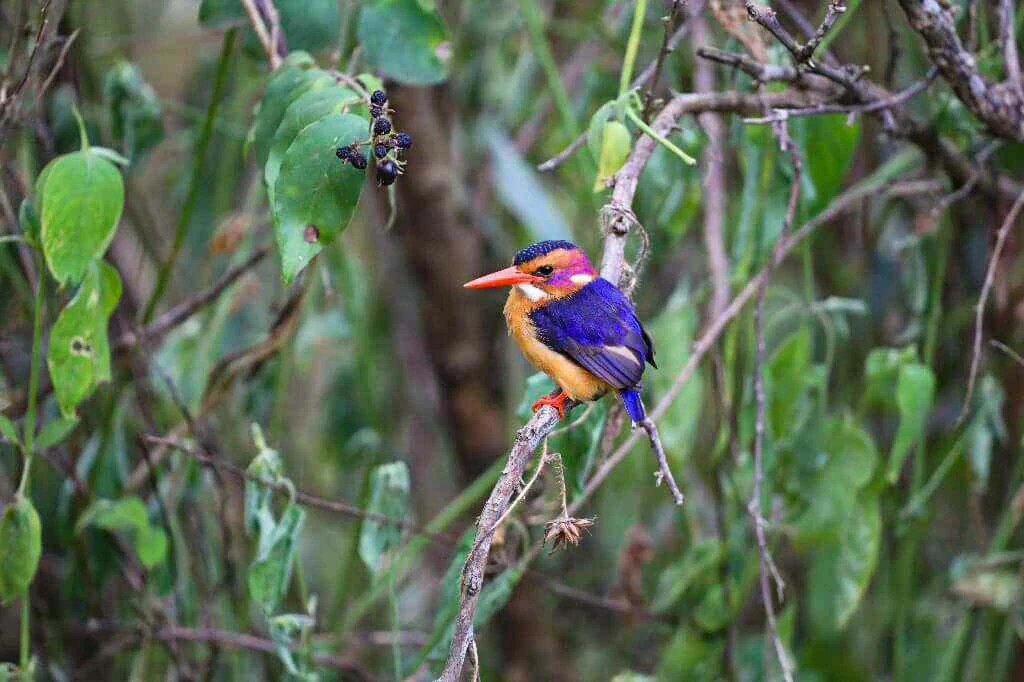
[{"xmin": 517, "ymin": 283, "xmax": 548, "ymax": 301}]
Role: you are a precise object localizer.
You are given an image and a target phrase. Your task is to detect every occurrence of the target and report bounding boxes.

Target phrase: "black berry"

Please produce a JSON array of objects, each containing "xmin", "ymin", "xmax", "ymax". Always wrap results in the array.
[
  {"xmin": 377, "ymin": 160, "xmax": 399, "ymax": 186},
  {"xmin": 336, "ymin": 146, "xmax": 351, "ymax": 160},
  {"xmin": 369, "ymin": 104, "xmax": 383, "ymax": 119},
  {"xmin": 374, "ymin": 143, "xmax": 388, "ymax": 159},
  {"xmin": 395, "ymin": 132, "xmax": 412, "ymax": 149},
  {"xmin": 350, "ymin": 153, "xmax": 368, "ymax": 170},
  {"xmin": 373, "ymin": 118, "xmax": 392, "ymax": 136},
  {"xmin": 370, "ymin": 90, "xmax": 387, "ymax": 106}
]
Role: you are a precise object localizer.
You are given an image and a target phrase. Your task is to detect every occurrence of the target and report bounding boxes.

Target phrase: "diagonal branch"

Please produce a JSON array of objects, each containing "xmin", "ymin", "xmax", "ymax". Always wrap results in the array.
[{"xmin": 896, "ymin": 0, "xmax": 1024, "ymax": 141}]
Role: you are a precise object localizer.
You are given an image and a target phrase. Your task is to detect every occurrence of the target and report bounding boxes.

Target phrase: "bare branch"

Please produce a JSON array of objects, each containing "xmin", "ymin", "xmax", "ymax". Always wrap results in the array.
[
  {"xmin": 749, "ymin": 116, "xmax": 802, "ymax": 682},
  {"xmin": 639, "ymin": 419, "xmax": 684, "ymax": 505},
  {"xmin": 115, "ymin": 244, "xmax": 271, "ymax": 352},
  {"xmin": 959, "ymin": 188, "xmax": 1024, "ymax": 423},
  {"xmin": 642, "ymin": 0, "xmax": 686, "ymax": 120},
  {"xmin": 897, "ymin": 0, "xmax": 1024, "ymax": 141},
  {"xmin": 696, "ymin": 46, "xmax": 800, "ymax": 83},
  {"xmin": 240, "ymin": 0, "xmax": 282, "ymax": 69},
  {"xmin": 436, "ymin": 405, "xmax": 566, "ymax": 682}
]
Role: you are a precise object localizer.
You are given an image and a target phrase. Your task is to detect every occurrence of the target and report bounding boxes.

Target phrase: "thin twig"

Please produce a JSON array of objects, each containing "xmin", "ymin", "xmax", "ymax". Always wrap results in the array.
[
  {"xmin": 484, "ymin": 443, "xmax": 552, "ymax": 536},
  {"xmin": 536, "ymin": 8, "xmax": 701, "ymax": 172},
  {"xmin": 115, "ymin": 244, "xmax": 270, "ymax": 352},
  {"xmin": 35, "ymin": 28, "xmax": 79, "ymax": 108},
  {"xmin": 990, "ymin": 340, "xmax": 1024, "ymax": 368},
  {"xmin": 239, "ymin": 0, "xmax": 281, "ymax": 69},
  {"xmin": 642, "ymin": 0, "xmax": 685, "ymax": 121},
  {"xmin": 639, "ymin": 419, "xmax": 684, "ymax": 505},
  {"xmin": 748, "ymin": 116, "xmax": 802, "ymax": 682},
  {"xmin": 929, "ymin": 140, "xmax": 1002, "ymax": 219},
  {"xmin": 436, "ymin": 406, "xmax": 565, "ymax": 682},
  {"xmin": 959, "ymin": 188, "xmax": 1024, "ymax": 423},
  {"xmin": 144, "ymin": 435, "xmax": 455, "ymax": 543}
]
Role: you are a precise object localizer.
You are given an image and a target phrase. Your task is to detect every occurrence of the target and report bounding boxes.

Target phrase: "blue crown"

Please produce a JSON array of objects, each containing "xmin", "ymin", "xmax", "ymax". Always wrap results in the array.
[{"xmin": 513, "ymin": 240, "xmax": 578, "ymax": 266}]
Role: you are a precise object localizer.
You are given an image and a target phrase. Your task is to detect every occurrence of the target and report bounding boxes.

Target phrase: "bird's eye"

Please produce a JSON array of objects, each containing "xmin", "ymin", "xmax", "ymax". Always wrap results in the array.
[{"xmin": 534, "ymin": 265, "xmax": 554, "ymax": 277}]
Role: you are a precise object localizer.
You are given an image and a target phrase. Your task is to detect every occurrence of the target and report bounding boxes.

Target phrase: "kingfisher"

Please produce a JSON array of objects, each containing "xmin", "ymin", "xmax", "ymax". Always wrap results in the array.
[{"xmin": 464, "ymin": 240, "xmax": 656, "ymax": 424}]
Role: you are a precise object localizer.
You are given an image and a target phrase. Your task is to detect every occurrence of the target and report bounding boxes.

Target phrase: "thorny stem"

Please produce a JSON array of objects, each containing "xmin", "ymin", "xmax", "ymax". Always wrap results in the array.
[{"xmin": 142, "ymin": 27, "xmax": 238, "ymax": 323}]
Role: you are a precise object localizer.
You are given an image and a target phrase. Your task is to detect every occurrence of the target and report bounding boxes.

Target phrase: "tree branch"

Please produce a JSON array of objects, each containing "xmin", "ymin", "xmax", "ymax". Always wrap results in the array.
[{"xmin": 896, "ymin": 0, "xmax": 1024, "ymax": 141}]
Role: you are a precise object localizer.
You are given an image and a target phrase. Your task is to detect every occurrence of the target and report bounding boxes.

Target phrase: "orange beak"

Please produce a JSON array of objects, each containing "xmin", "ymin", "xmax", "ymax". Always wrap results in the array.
[{"xmin": 463, "ymin": 265, "xmax": 541, "ymax": 289}]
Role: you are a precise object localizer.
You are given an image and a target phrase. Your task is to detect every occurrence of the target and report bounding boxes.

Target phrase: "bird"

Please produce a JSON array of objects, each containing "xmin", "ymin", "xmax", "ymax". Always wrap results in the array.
[{"xmin": 464, "ymin": 239, "xmax": 656, "ymax": 424}]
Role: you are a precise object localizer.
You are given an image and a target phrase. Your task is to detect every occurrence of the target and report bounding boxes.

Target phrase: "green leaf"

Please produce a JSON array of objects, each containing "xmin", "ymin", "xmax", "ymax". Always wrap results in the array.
[
  {"xmin": 34, "ymin": 416, "xmax": 78, "ymax": 450},
  {"xmin": 249, "ymin": 501, "xmax": 305, "ymax": 614},
  {"xmin": 357, "ymin": 0, "xmax": 451, "ymax": 85},
  {"xmin": 652, "ymin": 538, "xmax": 724, "ymax": 613},
  {"xmin": 794, "ymin": 416, "xmax": 878, "ymax": 543},
  {"xmin": 46, "ymin": 261, "xmax": 122, "ymax": 417},
  {"xmin": 649, "ymin": 289, "xmax": 702, "ymax": 456},
  {"xmin": 103, "ymin": 61, "xmax": 164, "ymax": 163},
  {"xmin": 593, "ymin": 120, "xmax": 632, "ymax": 191},
  {"xmin": 863, "ymin": 346, "xmax": 918, "ymax": 407},
  {"xmin": 76, "ymin": 496, "xmax": 148, "ymax": 534},
  {"xmin": 966, "ymin": 375, "xmax": 1006, "ymax": 493},
  {"xmin": 273, "ymin": 112, "xmax": 367, "ymax": 283},
  {"xmin": 809, "ymin": 491, "xmax": 881, "ymax": 633},
  {"xmin": 586, "ymin": 101, "xmax": 616, "ymax": 161},
  {"xmin": 886, "ymin": 363, "xmax": 936, "ymax": 484},
  {"xmin": 250, "ymin": 56, "xmax": 326, "ymax": 167},
  {"xmin": 265, "ymin": 83, "xmax": 361, "ymax": 204},
  {"xmin": 794, "ymin": 113, "xmax": 861, "ymax": 215},
  {"xmin": 359, "ymin": 461, "xmax": 410, "ymax": 575},
  {"xmin": 655, "ymin": 626, "xmax": 724, "ymax": 681},
  {"xmin": 767, "ymin": 326, "xmax": 813, "ymax": 441},
  {"xmin": 245, "ymin": 438, "xmax": 284, "ymax": 534},
  {"xmin": 0, "ymin": 415, "xmax": 19, "ymax": 446},
  {"xmin": 39, "ymin": 151, "xmax": 124, "ymax": 286},
  {"xmin": 135, "ymin": 525, "xmax": 168, "ymax": 570},
  {"xmin": 18, "ymin": 198, "xmax": 40, "ymax": 247},
  {"xmin": 0, "ymin": 496, "xmax": 42, "ymax": 604}
]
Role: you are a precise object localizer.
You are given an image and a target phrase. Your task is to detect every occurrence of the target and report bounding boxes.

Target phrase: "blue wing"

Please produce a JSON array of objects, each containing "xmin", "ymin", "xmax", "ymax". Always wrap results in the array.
[{"xmin": 529, "ymin": 278, "xmax": 656, "ymax": 390}]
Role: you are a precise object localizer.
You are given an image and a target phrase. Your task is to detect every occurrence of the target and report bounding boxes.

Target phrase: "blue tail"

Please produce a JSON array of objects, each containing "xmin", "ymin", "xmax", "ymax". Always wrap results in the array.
[{"xmin": 619, "ymin": 388, "xmax": 646, "ymax": 424}]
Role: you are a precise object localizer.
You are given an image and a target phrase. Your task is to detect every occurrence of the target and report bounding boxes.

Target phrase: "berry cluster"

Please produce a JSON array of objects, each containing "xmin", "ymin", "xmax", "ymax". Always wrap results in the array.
[{"xmin": 335, "ymin": 89, "xmax": 413, "ymax": 188}]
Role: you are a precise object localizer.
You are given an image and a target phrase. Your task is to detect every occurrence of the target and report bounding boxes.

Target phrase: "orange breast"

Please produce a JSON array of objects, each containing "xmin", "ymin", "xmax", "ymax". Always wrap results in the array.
[{"xmin": 504, "ymin": 289, "xmax": 610, "ymax": 402}]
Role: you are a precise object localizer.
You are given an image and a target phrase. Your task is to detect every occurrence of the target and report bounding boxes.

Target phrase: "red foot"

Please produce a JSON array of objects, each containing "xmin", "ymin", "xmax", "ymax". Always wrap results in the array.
[{"xmin": 532, "ymin": 390, "xmax": 570, "ymax": 420}]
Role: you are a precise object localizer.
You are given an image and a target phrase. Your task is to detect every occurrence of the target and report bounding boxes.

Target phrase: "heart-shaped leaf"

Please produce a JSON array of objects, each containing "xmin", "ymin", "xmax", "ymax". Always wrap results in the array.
[
  {"xmin": 358, "ymin": 0, "xmax": 451, "ymax": 85},
  {"xmin": 273, "ymin": 112, "xmax": 367, "ymax": 283},
  {"xmin": 40, "ymin": 151, "xmax": 124, "ymax": 286}
]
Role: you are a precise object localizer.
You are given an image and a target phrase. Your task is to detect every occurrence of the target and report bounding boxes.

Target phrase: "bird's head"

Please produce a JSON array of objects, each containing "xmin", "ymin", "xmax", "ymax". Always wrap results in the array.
[{"xmin": 464, "ymin": 240, "xmax": 597, "ymax": 303}]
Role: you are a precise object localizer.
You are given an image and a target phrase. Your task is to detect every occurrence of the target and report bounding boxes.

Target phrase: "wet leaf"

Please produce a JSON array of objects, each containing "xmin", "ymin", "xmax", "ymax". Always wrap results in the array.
[
  {"xmin": 358, "ymin": 0, "xmax": 451, "ymax": 85},
  {"xmin": 0, "ymin": 497, "xmax": 42, "ymax": 604},
  {"xmin": 39, "ymin": 151, "xmax": 124, "ymax": 286},
  {"xmin": 886, "ymin": 363, "xmax": 935, "ymax": 484},
  {"xmin": 359, "ymin": 461, "xmax": 410, "ymax": 575},
  {"xmin": 46, "ymin": 261, "xmax": 122, "ymax": 417},
  {"xmin": 273, "ymin": 113, "xmax": 367, "ymax": 283}
]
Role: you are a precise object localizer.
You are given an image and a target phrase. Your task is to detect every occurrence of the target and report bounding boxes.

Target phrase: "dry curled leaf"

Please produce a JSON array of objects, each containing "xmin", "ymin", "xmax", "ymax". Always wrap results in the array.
[{"xmin": 543, "ymin": 516, "xmax": 595, "ymax": 552}]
